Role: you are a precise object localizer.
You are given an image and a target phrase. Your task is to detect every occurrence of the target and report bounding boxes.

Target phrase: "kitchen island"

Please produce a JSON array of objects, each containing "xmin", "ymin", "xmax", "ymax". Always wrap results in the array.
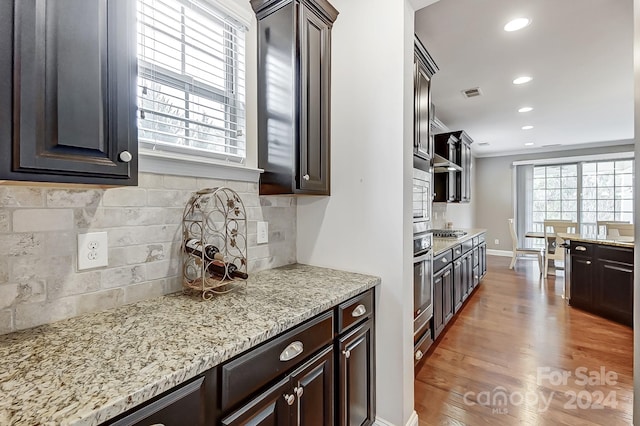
[
  {"xmin": 0, "ymin": 264, "xmax": 380, "ymax": 425},
  {"xmin": 561, "ymin": 233, "xmax": 634, "ymax": 327}
]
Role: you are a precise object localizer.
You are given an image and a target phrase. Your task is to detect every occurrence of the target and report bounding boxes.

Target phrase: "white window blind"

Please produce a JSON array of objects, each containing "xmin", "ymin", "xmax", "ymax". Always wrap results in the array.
[{"xmin": 137, "ymin": 0, "xmax": 246, "ymax": 162}]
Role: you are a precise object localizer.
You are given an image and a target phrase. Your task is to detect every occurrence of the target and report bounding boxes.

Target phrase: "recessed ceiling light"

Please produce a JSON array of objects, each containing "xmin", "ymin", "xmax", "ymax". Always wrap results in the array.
[
  {"xmin": 513, "ymin": 76, "xmax": 532, "ymax": 85},
  {"xmin": 447, "ymin": 166, "xmax": 457, "ymax": 171},
  {"xmin": 504, "ymin": 18, "xmax": 531, "ymax": 32},
  {"xmin": 524, "ymin": 142, "xmax": 534, "ymax": 146},
  {"xmin": 518, "ymin": 107, "xmax": 533, "ymax": 113},
  {"xmin": 522, "ymin": 125, "xmax": 534, "ymax": 130}
]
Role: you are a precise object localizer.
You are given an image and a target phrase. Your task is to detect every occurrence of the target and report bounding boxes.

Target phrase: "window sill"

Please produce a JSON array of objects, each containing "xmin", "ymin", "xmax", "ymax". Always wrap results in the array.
[{"xmin": 139, "ymin": 149, "xmax": 262, "ymax": 183}]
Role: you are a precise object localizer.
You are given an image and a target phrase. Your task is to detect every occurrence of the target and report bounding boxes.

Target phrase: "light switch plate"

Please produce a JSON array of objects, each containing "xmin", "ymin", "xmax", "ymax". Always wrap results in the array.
[
  {"xmin": 78, "ymin": 232, "xmax": 109, "ymax": 270},
  {"xmin": 257, "ymin": 221, "xmax": 269, "ymax": 244}
]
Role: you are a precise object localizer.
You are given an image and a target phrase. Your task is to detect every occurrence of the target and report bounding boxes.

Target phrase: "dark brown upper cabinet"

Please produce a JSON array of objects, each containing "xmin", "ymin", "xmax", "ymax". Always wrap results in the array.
[
  {"xmin": 251, "ymin": 0, "xmax": 338, "ymax": 195},
  {"xmin": 0, "ymin": 0, "xmax": 138, "ymax": 186},
  {"xmin": 434, "ymin": 131, "xmax": 473, "ymax": 203},
  {"xmin": 414, "ymin": 36, "xmax": 438, "ymax": 164}
]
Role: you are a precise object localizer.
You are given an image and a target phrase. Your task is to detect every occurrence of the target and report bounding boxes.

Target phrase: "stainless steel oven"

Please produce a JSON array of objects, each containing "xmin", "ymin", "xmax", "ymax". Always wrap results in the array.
[{"xmin": 413, "ymin": 223, "xmax": 433, "ymax": 339}]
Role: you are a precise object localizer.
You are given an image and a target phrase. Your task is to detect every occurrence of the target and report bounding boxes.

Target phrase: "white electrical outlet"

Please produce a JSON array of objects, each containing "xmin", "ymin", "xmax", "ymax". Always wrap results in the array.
[
  {"xmin": 494, "ymin": 239, "xmax": 499, "ymax": 245},
  {"xmin": 257, "ymin": 221, "xmax": 269, "ymax": 244},
  {"xmin": 78, "ymin": 232, "xmax": 109, "ymax": 270}
]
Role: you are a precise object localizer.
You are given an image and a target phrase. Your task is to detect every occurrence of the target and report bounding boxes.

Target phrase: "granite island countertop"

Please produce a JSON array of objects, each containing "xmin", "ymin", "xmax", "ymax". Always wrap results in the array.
[
  {"xmin": 433, "ymin": 228, "xmax": 487, "ymax": 255},
  {"xmin": 557, "ymin": 232, "xmax": 634, "ymax": 249},
  {"xmin": 0, "ymin": 264, "xmax": 380, "ymax": 426}
]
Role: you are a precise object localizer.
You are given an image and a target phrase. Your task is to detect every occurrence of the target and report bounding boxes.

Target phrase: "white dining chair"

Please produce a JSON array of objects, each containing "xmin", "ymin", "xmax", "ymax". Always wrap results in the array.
[
  {"xmin": 603, "ymin": 223, "xmax": 634, "ymax": 238},
  {"xmin": 508, "ymin": 218, "xmax": 543, "ymax": 275},
  {"xmin": 596, "ymin": 220, "xmax": 629, "ymax": 236},
  {"xmin": 543, "ymin": 220, "xmax": 577, "ymax": 277}
]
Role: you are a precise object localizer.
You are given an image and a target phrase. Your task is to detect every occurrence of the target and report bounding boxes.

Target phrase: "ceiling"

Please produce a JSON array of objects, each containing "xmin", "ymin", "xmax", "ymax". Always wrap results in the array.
[{"xmin": 415, "ymin": 0, "xmax": 634, "ymax": 157}]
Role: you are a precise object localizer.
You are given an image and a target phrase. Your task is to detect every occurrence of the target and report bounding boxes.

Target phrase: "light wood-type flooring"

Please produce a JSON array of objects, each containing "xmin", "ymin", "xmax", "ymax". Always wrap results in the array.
[{"xmin": 415, "ymin": 255, "xmax": 633, "ymax": 425}]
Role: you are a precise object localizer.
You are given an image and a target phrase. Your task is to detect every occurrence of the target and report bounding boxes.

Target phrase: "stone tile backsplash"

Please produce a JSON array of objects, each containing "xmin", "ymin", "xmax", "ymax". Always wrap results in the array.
[{"xmin": 0, "ymin": 173, "xmax": 297, "ymax": 335}]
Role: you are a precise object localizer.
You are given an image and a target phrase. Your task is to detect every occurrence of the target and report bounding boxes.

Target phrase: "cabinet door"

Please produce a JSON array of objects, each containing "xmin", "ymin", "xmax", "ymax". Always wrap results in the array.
[
  {"xmin": 569, "ymin": 255, "xmax": 593, "ymax": 310},
  {"xmin": 338, "ymin": 319, "xmax": 375, "ymax": 426},
  {"xmin": 2, "ymin": 0, "xmax": 137, "ymax": 185},
  {"xmin": 442, "ymin": 266, "xmax": 454, "ymax": 325},
  {"xmin": 596, "ymin": 260, "xmax": 633, "ymax": 326},
  {"xmin": 291, "ymin": 346, "xmax": 334, "ymax": 426},
  {"xmin": 480, "ymin": 243, "xmax": 487, "ymax": 278},
  {"xmin": 453, "ymin": 258, "xmax": 463, "ymax": 312},
  {"xmin": 220, "ymin": 377, "xmax": 292, "ymax": 426},
  {"xmin": 414, "ymin": 58, "xmax": 431, "ymax": 161},
  {"xmin": 432, "ymin": 268, "xmax": 444, "ymax": 339},
  {"xmin": 298, "ymin": 4, "xmax": 330, "ymax": 194},
  {"xmin": 463, "ymin": 143, "xmax": 471, "ymax": 202}
]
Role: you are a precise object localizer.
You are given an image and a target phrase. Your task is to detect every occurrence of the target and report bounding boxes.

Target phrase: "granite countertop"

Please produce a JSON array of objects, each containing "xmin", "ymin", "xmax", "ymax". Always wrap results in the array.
[
  {"xmin": 433, "ymin": 228, "xmax": 487, "ymax": 255},
  {"xmin": 557, "ymin": 232, "xmax": 634, "ymax": 249},
  {"xmin": 0, "ymin": 264, "xmax": 380, "ymax": 426}
]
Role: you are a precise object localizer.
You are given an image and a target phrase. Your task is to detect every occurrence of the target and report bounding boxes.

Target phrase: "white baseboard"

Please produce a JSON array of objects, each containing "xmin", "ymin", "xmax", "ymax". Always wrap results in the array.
[
  {"xmin": 487, "ymin": 249, "xmax": 512, "ymax": 257},
  {"xmin": 375, "ymin": 410, "xmax": 418, "ymax": 426}
]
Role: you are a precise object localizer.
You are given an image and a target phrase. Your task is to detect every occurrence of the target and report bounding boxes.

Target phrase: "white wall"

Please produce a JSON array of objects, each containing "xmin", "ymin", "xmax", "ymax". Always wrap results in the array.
[{"xmin": 296, "ymin": 0, "xmax": 416, "ymax": 424}]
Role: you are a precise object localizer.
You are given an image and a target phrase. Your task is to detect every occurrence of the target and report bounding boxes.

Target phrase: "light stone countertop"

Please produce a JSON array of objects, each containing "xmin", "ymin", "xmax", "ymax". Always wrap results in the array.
[
  {"xmin": 0, "ymin": 264, "xmax": 380, "ymax": 426},
  {"xmin": 433, "ymin": 228, "xmax": 487, "ymax": 255},
  {"xmin": 556, "ymin": 233, "xmax": 634, "ymax": 249}
]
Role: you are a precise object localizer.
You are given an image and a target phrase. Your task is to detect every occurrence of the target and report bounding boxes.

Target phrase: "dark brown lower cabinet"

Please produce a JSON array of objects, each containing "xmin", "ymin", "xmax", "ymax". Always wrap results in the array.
[
  {"xmin": 568, "ymin": 241, "xmax": 633, "ymax": 327},
  {"xmin": 429, "ymin": 234, "xmax": 486, "ymax": 350},
  {"xmin": 108, "ymin": 376, "xmax": 207, "ymax": 426},
  {"xmin": 453, "ymin": 258, "xmax": 463, "ymax": 312},
  {"xmin": 103, "ymin": 289, "xmax": 376, "ymax": 426},
  {"xmin": 338, "ymin": 318, "xmax": 375, "ymax": 426},
  {"xmin": 433, "ymin": 264, "xmax": 453, "ymax": 340},
  {"xmin": 222, "ymin": 346, "xmax": 334, "ymax": 426}
]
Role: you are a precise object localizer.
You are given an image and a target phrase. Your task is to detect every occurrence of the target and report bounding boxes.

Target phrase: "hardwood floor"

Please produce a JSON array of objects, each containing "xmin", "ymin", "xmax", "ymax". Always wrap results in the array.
[{"xmin": 415, "ymin": 255, "xmax": 633, "ymax": 426}]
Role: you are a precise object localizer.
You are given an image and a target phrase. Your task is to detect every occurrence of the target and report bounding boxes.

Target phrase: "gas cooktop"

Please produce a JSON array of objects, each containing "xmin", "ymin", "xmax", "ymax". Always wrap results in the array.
[{"xmin": 432, "ymin": 229, "xmax": 468, "ymax": 238}]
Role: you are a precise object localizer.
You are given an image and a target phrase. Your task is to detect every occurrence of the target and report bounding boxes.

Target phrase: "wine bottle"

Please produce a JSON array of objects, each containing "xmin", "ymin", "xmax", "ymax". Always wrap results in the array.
[
  {"xmin": 184, "ymin": 239, "xmax": 225, "ymax": 261},
  {"xmin": 208, "ymin": 260, "xmax": 249, "ymax": 280}
]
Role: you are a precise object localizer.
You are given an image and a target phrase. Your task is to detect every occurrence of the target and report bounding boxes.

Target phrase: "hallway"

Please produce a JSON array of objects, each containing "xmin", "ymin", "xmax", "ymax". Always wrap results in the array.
[{"xmin": 415, "ymin": 255, "xmax": 633, "ymax": 425}]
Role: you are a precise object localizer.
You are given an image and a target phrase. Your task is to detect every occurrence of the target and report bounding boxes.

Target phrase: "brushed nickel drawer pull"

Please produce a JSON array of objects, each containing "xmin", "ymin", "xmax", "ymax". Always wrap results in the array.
[
  {"xmin": 575, "ymin": 246, "xmax": 587, "ymax": 251},
  {"xmin": 415, "ymin": 350, "xmax": 424, "ymax": 361},
  {"xmin": 351, "ymin": 304, "xmax": 367, "ymax": 317},
  {"xmin": 586, "ymin": 261, "xmax": 592, "ymax": 265},
  {"xmin": 302, "ymin": 174, "xmax": 310, "ymax": 181},
  {"xmin": 442, "ymin": 258, "xmax": 448, "ymax": 263},
  {"xmin": 284, "ymin": 394, "xmax": 295, "ymax": 405},
  {"xmin": 280, "ymin": 341, "xmax": 304, "ymax": 362},
  {"xmin": 295, "ymin": 386, "xmax": 304, "ymax": 398},
  {"xmin": 343, "ymin": 349, "xmax": 351, "ymax": 359}
]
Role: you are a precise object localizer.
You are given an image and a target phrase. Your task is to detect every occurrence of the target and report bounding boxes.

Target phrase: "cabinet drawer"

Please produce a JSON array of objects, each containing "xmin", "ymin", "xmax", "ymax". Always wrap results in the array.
[
  {"xmin": 220, "ymin": 311, "xmax": 334, "ymax": 412},
  {"xmin": 570, "ymin": 242, "xmax": 593, "ymax": 256},
  {"xmin": 597, "ymin": 245, "xmax": 634, "ymax": 265},
  {"xmin": 434, "ymin": 249, "xmax": 452, "ymax": 273},
  {"xmin": 472, "ymin": 237, "xmax": 478, "ymax": 247},
  {"xmin": 461, "ymin": 239, "xmax": 473, "ymax": 254},
  {"xmin": 414, "ymin": 328, "xmax": 432, "ymax": 366},
  {"xmin": 338, "ymin": 289, "xmax": 374, "ymax": 333},
  {"xmin": 109, "ymin": 376, "xmax": 205, "ymax": 426},
  {"xmin": 451, "ymin": 244, "xmax": 463, "ymax": 260}
]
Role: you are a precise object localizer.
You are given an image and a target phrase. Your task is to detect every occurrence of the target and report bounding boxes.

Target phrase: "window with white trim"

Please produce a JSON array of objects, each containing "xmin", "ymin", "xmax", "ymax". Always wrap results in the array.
[
  {"xmin": 137, "ymin": 0, "xmax": 246, "ymax": 163},
  {"xmin": 526, "ymin": 160, "xmax": 633, "ymax": 244}
]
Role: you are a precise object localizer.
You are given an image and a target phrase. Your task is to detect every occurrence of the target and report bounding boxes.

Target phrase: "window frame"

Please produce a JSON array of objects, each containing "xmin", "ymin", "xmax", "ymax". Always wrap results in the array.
[{"xmin": 136, "ymin": 0, "xmax": 258, "ymax": 181}]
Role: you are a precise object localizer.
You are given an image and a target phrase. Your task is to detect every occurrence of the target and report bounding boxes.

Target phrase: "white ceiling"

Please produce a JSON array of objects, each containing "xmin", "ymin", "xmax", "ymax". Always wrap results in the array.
[{"xmin": 414, "ymin": 0, "xmax": 634, "ymax": 157}]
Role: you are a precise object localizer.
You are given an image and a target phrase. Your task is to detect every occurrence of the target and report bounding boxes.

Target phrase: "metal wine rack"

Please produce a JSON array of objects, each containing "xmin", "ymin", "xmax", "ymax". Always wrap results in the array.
[{"xmin": 181, "ymin": 187, "xmax": 248, "ymax": 299}]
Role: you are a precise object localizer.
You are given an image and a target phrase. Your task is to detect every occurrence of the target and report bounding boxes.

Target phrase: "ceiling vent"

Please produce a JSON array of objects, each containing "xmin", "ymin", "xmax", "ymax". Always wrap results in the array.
[
  {"xmin": 477, "ymin": 142, "xmax": 490, "ymax": 146},
  {"xmin": 462, "ymin": 87, "xmax": 482, "ymax": 98}
]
